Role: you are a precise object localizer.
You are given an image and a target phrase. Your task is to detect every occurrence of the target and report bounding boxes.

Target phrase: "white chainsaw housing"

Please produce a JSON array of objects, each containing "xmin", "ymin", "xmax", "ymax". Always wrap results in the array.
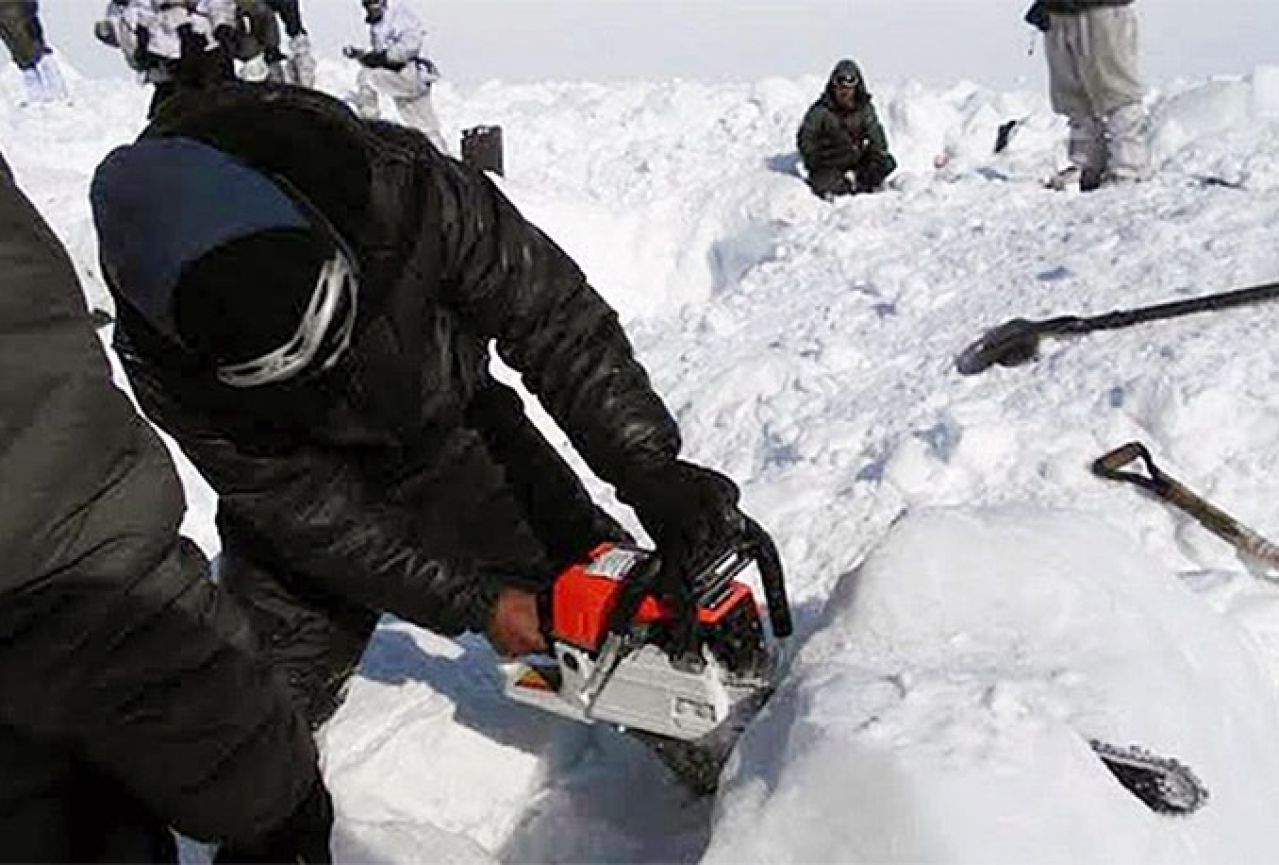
[{"xmin": 504, "ymin": 641, "xmax": 764, "ymax": 741}]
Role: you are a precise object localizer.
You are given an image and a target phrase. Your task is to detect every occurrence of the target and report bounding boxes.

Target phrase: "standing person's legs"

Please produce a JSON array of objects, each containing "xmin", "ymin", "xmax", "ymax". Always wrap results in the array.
[
  {"xmin": 363, "ymin": 66, "xmax": 449, "ymax": 152},
  {"xmin": 394, "ymin": 87, "xmax": 449, "ymax": 154},
  {"xmin": 1047, "ymin": 11, "xmax": 1107, "ymax": 184},
  {"xmin": 1082, "ymin": 5, "xmax": 1150, "ymax": 181}
]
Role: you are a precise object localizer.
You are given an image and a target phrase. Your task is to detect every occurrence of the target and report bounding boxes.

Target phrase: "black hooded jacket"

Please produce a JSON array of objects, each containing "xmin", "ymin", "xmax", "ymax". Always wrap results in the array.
[
  {"xmin": 0, "ymin": 152, "xmax": 318, "ymax": 850},
  {"xmin": 106, "ymin": 85, "xmax": 681, "ymax": 638},
  {"xmin": 797, "ymin": 59, "xmax": 891, "ymax": 176}
]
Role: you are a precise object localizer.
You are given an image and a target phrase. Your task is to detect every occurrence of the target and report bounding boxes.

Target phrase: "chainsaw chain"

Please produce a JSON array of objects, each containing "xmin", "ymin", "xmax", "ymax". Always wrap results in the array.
[{"xmin": 1089, "ymin": 739, "xmax": 1209, "ymax": 816}]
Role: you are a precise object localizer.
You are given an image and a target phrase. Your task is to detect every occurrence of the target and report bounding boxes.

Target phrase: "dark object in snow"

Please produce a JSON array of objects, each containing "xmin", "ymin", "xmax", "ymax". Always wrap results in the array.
[
  {"xmin": 1090, "ymin": 739, "xmax": 1208, "ymax": 816},
  {"xmin": 994, "ymin": 118, "xmax": 1023, "ymax": 154},
  {"xmin": 461, "ymin": 124, "xmax": 503, "ymax": 176},
  {"xmin": 1092, "ymin": 441, "xmax": 1279, "ymax": 574},
  {"xmin": 955, "ymin": 279, "xmax": 1279, "ymax": 375},
  {"xmin": 1024, "ymin": 1, "xmax": 1050, "ymax": 33}
]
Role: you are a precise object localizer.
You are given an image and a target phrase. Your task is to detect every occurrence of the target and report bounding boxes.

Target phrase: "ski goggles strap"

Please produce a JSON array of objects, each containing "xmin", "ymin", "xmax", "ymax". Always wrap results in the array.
[{"xmin": 215, "ymin": 249, "xmax": 358, "ymax": 388}]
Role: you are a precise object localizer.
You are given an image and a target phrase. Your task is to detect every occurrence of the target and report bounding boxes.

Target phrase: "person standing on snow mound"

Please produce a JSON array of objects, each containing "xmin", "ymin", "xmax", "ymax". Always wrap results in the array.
[
  {"xmin": 89, "ymin": 84, "xmax": 780, "ymax": 733},
  {"xmin": 0, "ymin": 0, "xmax": 67, "ymax": 105},
  {"xmin": 797, "ymin": 59, "xmax": 897, "ymax": 200},
  {"xmin": 0, "ymin": 150, "xmax": 333, "ymax": 863},
  {"xmin": 343, "ymin": 0, "xmax": 448, "ymax": 153},
  {"xmin": 1025, "ymin": 0, "xmax": 1151, "ymax": 191}
]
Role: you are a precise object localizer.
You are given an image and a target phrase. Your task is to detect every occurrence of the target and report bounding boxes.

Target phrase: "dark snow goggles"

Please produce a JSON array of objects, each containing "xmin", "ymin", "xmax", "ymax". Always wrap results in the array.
[
  {"xmin": 833, "ymin": 75, "xmax": 859, "ymax": 88},
  {"xmin": 215, "ymin": 248, "xmax": 358, "ymax": 388}
]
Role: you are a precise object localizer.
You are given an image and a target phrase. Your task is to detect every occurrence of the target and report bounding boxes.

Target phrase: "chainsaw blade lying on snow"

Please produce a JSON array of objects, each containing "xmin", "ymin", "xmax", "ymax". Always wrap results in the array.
[{"xmin": 1090, "ymin": 739, "xmax": 1209, "ymax": 816}]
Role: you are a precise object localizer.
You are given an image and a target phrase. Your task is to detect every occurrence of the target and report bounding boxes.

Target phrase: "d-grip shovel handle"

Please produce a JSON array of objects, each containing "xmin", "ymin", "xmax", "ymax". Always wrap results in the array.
[{"xmin": 1092, "ymin": 441, "xmax": 1279, "ymax": 571}]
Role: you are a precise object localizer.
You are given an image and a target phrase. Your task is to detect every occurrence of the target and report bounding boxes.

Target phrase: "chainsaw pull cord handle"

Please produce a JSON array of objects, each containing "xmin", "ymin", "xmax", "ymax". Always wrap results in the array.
[{"xmin": 1092, "ymin": 441, "xmax": 1279, "ymax": 570}]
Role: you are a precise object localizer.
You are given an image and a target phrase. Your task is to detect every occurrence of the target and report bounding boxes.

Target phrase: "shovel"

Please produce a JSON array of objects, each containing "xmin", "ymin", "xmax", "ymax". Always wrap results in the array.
[
  {"xmin": 1092, "ymin": 441, "xmax": 1279, "ymax": 575},
  {"xmin": 956, "ymin": 280, "xmax": 1279, "ymax": 375}
]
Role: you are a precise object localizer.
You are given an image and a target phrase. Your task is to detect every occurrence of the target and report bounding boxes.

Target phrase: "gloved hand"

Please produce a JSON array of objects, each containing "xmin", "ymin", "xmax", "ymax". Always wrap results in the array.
[
  {"xmin": 618, "ymin": 460, "xmax": 755, "ymax": 653},
  {"xmin": 94, "ymin": 19, "xmax": 119, "ymax": 48},
  {"xmin": 213, "ymin": 23, "xmax": 237, "ymax": 53},
  {"xmin": 214, "ymin": 776, "xmax": 333, "ymax": 864},
  {"xmin": 342, "ymin": 45, "xmax": 364, "ymax": 60},
  {"xmin": 358, "ymin": 49, "xmax": 397, "ymax": 70},
  {"xmin": 132, "ymin": 24, "xmax": 153, "ymax": 68},
  {"xmin": 176, "ymin": 23, "xmax": 208, "ymax": 58}
]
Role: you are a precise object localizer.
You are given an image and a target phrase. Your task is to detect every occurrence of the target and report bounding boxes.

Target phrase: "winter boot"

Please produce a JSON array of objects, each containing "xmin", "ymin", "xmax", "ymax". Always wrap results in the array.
[
  {"xmin": 287, "ymin": 33, "xmax": 316, "ymax": 87},
  {"xmin": 35, "ymin": 54, "xmax": 68, "ymax": 102},
  {"xmin": 265, "ymin": 61, "xmax": 287, "ymax": 83}
]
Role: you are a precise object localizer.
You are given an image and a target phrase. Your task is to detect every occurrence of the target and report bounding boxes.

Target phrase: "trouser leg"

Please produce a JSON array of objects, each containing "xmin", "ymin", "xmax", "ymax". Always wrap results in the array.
[
  {"xmin": 853, "ymin": 151, "xmax": 897, "ymax": 192},
  {"xmin": 217, "ymin": 549, "xmax": 379, "ymax": 729},
  {"xmin": 806, "ymin": 169, "xmax": 854, "ymax": 200},
  {"xmin": 0, "ymin": 1, "xmax": 45, "ymax": 70},
  {"xmin": 1082, "ymin": 7, "xmax": 1149, "ymax": 180},
  {"xmin": 353, "ymin": 67, "xmax": 381, "ymax": 119},
  {"xmin": 1047, "ymin": 11, "xmax": 1106, "ymax": 180},
  {"xmin": 394, "ymin": 88, "xmax": 449, "ymax": 153},
  {"xmin": 1067, "ymin": 113, "xmax": 1107, "ymax": 180},
  {"xmin": 0, "ymin": 730, "xmax": 176, "ymax": 864}
]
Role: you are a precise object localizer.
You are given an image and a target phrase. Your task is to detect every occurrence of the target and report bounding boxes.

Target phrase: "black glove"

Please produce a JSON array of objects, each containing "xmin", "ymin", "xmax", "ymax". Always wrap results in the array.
[
  {"xmin": 94, "ymin": 19, "xmax": 119, "ymax": 48},
  {"xmin": 213, "ymin": 23, "xmax": 237, "ymax": 52},
  {"xmin": 176, "ymin": 23, "xmax": 207, "ymax": 58},
  {"xmin": 132, "ymin": 24, "xmax": 153, "ymax": 67},
  {"xmin": 215, "ymin": 777, "xmax": 334, "ymax": 864},
  {"xmin": 618, "ymin": 461, "xmax": 749, "ymax": 654},
  {"xmin": 359, "ymin": 49, "xmax": 401, "ymax": 70},
  {"xmin": 1024, "ymin": 0, "xmax": 1050, "ymax": 32}
]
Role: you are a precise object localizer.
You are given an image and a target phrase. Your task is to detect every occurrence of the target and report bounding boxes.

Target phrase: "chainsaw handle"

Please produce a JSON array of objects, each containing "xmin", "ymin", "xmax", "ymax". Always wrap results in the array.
[{"xmin": 744, "ymin": 517, "xmax": 793, "ymax": 638}]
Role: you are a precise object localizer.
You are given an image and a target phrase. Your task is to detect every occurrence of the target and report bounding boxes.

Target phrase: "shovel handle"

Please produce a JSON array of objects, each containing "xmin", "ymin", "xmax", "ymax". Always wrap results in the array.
[{"xmin": 1093, "ymin": 441, "xmax": 1279, "ymax": 571}]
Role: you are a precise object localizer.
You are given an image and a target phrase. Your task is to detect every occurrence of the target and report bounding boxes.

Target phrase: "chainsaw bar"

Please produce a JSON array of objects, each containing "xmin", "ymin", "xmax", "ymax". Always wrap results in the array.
[{"xmin": 1090, "ymin": 739, "xmax": 1209, "ymax": 816}]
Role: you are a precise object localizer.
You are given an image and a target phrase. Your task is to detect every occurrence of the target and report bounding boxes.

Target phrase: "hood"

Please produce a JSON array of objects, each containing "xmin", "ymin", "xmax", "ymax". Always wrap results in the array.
[
  {"xmin": 91, "ymin": 137, "xmax": 315, "ymax": 346},
  {"xmin": 823, "ymin": 58, "xmax": 870, "ymax": 109}
]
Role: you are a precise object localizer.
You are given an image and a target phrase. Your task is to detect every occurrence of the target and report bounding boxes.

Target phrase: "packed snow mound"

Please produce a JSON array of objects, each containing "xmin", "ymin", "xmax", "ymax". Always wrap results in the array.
[{"xmin": 706, "ymin": 508, "xmax": 1279, "ymax": 864}]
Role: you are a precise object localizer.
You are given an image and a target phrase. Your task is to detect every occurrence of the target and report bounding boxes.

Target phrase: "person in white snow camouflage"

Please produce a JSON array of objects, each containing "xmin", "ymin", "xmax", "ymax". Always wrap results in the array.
[
  {"xmin": 94, "ymin": 0, "xmax": 236, "ymax": 118},
  {"xmin": 89, "ymin": 84, "xmax": 780, "ymax": 736},
  {"xmin": 0, "ymin": 150, "xmax": 333, "ymax": 863},
  {"xmin": 1025, "ymin": 0, "xmax": 1151, "ymax": 190},
  {"xmin": 343, "ymin": 0, "xmax": 447, "ymax": 153},
  {"xmin": 0, "ymin": 0, "xmax": 67, "ymax": 104}
]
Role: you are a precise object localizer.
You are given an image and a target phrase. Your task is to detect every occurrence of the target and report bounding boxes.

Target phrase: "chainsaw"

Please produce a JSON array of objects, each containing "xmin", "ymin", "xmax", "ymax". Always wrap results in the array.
[{"xmin": 502, "ymin": 535, "xmax": 792, "ymax": 793}]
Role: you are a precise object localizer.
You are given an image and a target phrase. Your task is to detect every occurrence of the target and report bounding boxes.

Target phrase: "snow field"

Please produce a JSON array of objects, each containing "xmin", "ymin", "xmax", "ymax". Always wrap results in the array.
[{"xmin": 5, "ymin": 56, "xmax": 1279, "ymax": 862}]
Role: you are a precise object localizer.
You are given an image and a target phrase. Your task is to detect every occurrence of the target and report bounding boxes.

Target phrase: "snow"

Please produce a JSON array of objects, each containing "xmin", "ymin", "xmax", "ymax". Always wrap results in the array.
[{"xmin": 7, "ymin": 37, "xmax": 1279, "ymax": 865}]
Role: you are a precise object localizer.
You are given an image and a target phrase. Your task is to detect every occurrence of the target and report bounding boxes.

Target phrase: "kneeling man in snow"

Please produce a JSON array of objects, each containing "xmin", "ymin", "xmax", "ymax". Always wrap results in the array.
[
  {"xmin": 90, "ymin": 85, "xmax": 778, "ymax": 747},
  {"xmin": 797, "ymin": 58, "xmax": 897, "ymax": 200}
]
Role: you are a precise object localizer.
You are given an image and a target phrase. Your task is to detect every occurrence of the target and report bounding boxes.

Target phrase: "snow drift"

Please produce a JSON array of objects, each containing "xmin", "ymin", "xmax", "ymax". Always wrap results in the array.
[{"xmin": 707, "ymin": 508, "xmax": 1279, "ymax": 864}]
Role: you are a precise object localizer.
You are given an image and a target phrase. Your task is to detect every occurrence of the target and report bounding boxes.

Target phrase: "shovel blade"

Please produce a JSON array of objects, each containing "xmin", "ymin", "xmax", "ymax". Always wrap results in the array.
[{"xmin": 955, "ymin": 318, "xmax": 1045, "ymax": 375}]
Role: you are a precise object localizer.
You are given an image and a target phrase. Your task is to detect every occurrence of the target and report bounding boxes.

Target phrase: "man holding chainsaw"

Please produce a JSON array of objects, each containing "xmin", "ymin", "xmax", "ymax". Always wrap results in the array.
[{"xmin": 90, "ymin": 84, "xmax": 780, "ymax": 738}]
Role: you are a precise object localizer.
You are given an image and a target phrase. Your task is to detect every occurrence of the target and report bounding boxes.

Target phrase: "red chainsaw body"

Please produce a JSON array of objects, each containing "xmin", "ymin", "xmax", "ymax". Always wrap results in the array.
[{"xmin": 552, "ymin": 542, "xmax": 755, "ymax": 652}]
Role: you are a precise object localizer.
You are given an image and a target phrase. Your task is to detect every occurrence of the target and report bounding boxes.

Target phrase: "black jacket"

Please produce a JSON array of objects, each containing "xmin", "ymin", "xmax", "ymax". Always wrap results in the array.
[
  {"xmin": 0, "ymin": 153, "xmax": 318, "ymax": 847},
  {"xmin": 797, "ymin": 59, "xmax": 891, "ymax": 176},
  {"xmin": 109, "ymin": 85, "xmax": 681, "ymax": 638}
]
